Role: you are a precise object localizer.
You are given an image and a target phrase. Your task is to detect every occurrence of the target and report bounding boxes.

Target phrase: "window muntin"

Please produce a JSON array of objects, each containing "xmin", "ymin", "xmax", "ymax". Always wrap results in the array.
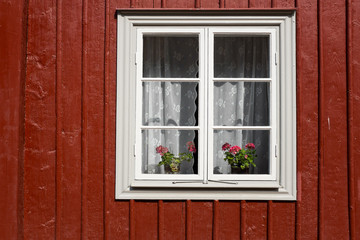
[
  {"xmin": 135, "ymin": 28, "xmax": 277, "ymax": 181},
  {"xmin": 116, "ymin": 12, "xmax": 296, "ymax": 200}
]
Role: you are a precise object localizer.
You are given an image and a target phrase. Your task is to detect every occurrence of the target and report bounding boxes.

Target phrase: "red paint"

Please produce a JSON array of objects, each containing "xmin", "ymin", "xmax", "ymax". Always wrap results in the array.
[
  {"xmin": 134, "ymin": 201, "xmax": 158, "ymax": 239},
  {"xmin": 0, "ymin": 0, "xmax": 27, "ymax": 239},
  {"xmin": 225, "ymin": 0, "xmax": 248, "ymax": 8},
  {"xmin": 272, "ymin": 0, "xmax": 294, "ymax": 8},
  {"xmin": 347, "ymin": 0, "xmax": 360, "ymax": 239},
  {"xmin": 242, "ymin": 202, "xmax": 268, "ymax": 239},
  {"xmin": 2, "ymin": 0, "xmax": 360, "ymax": 239},
  {"xmin": 217, "ymin": 201, "xmax": 241, "ymax": 239},
  {"xmin": 249, "ymin": 0, "xmax": 271, "ymax": 8},
  {"xmin": 319, "ymin": 0, "xmax": 349, "ymax": 238},
  {"xmin": 24, "ymin": 1, "xmax": 57, "ymax": 239},
  {"xmin": 55, "ymin": 0, "xmax": 82, "ymax": 238},
  {"xmin": 190, "ymin": 202, "xmax": 213, "ymax": 239},
  {"xmin": 81, "ymin": 0, "xmax": 106, "ymax": 238},
  {"xmin": 268, "ymin": 201, "xmax": 295, "ymax": 239},
  {"xmin": 161, "ymin": 201, "xmax": 186, "ymax": 239},
  {"xmin": 296, "ymin": 0, "xmax": 319, "ymax": 239}
]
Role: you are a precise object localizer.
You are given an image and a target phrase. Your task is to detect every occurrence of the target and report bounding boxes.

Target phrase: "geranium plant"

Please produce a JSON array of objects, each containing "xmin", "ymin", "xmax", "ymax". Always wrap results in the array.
[
  {"xmin": 222, "ymin": 142, "xmax": 257, "ymax": 172},
  {"xmin": 156, "ymin": 141, "xmax": 196, "ymax": 174}
]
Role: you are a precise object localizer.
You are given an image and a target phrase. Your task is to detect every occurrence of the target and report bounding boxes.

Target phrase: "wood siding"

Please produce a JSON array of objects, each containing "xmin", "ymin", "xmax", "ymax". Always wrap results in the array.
[{"xmin": 1, "ymin": 0, "xmax": 359, "ymax": 239}]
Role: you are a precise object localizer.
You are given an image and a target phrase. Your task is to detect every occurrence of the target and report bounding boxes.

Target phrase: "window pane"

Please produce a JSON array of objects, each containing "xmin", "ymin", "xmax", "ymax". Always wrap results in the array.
[
  {"xmin": 142, "ymin": 130, "xmax": 198, "ymax": 174},
  {"xmin": 142, "ymin": 82, "xmax": 198, "ymax": 126},
  {"xmin": 214, "ymin": 82, "xmax": 269, "ymax": 126},
  {"xmin": 213, "ymin": 130, "xmax": 270, "ymax": 174},
  {"xmin": 214, "ymin": 36, "xmax": 269, "ymax": 78},
  {"xmin": 143, "ymin": 36, "xmax": 199, "ymax": 78}
]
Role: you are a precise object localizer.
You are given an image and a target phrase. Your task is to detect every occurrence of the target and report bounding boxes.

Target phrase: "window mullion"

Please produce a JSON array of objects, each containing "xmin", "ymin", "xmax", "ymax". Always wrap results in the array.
[{"xmin": 202, "ymin": 27, "xmax": 209, "ymax": 184}]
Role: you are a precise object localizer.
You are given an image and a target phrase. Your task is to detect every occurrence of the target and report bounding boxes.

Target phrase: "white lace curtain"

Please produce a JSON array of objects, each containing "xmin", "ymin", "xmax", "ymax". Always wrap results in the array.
[
  {"xmin": 142, "ymin": 36, "xmax": 270, "ymax": 174},
  {"xmin": 142, "ymin": 37, "xmax": 198, "ymax": 174}
]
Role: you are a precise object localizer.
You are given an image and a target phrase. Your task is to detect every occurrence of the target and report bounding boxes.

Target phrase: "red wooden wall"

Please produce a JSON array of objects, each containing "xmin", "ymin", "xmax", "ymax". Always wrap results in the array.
[{"xmin": 1, "ymin": 0, "xmax": 359, "ymax": 239}]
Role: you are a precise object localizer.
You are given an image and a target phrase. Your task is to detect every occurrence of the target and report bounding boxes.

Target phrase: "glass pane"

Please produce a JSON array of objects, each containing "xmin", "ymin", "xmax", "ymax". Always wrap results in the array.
[
  {"xmin": 214, "ymin": 36, "xmax": 269, "ymax": 78},
  {"xmin": 214, "ymin": 82, "xmax": 269, "ymax": 126},
  {"xmin": 213, "ymin": 130, "xmax": 270, "ymax": 174},
  {"xmin": 143, "ymin": 36, "xmax": 199, "ymax": 78},
  {"xmin": 142, "ymin": 130, "xmax": 198, "ymax": 174},
  {"xmin": 142, "ymin": 82, "xmax": 198, "ymax": 126}
]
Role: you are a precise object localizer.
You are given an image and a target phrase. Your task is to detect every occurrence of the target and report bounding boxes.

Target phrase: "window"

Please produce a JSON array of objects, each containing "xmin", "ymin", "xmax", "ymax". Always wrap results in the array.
[{"xmin": 116, "ymin": 11, "xmax": 296, "ymax": 200}]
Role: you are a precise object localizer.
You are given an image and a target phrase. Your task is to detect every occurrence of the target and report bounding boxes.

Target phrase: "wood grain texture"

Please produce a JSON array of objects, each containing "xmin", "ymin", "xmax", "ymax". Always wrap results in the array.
[
  {"xmin": 23, "ymin": 0, "xmax": 57, "ymax": 239},
  {"xmin": 190, "ymin": 202, "xmax": 213, "ymax": 240},
  {"xmin": 105, "ymin": 0, "xmax": 131, "ymax": 239},
  {"xmin": 225, "ymin": 0, "xmax": 248, "ymax": 8},
  {"xmin": 217, "ymin": 201, "xmax": 241, "ymax": 240},
  {"xmin": 55, "ymin": 0, "xmax": 83, "ymax": 238},
  {"xmin": 319, "ymin": 0, "xmax": 349, "ymax": 238},
  {"xmin": 0, "ymin": 0, "xmax": 27, "ymax": 239},
  {"xmin": 249, "ymin": 0, "xmax": 271, "ymax": 8},
  {"xmin": 295, "ymin": 0, "xmax": 319, "ymax": 239},
  {"xmin": 166, "ymin": 0, "xmax": 195, "ymax": 8},
  {"xmin": 271, "ymin": 0, "xmax": 294, "ymax": 8},
  {"xmin": 4, "ymin": 0, "xmax": 360, "ymax": 239},
  {"xmin": 200, "ymin": 0, "xmax": 219, "ymax": 8},
  {"xmin": 134, "ymin": 201, "xmax": 158, "ymax": 240},
  {"xmin": 160, "ymin": 201, "xmax": 186, "ymax": 240},
  {"xmin": 268, "ymin": 201, "xmax": 295, "ymax": 240},
  {"xmin": 241, "ymin": 202, "xmax": 267, "ymax": 240},
  {"xmin": 81, "ymin": 0, "xmax": 106, "ymax": 238},
  {"xmin": 347, "ymin": 0, "xmax": 360, "ymax": 239}
]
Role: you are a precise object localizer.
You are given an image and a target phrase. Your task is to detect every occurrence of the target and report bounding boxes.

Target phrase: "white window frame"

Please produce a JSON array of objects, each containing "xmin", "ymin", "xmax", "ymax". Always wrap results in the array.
[{"xmin": 116, "ymin": 11, "xmax": 296, "ymax": 200}]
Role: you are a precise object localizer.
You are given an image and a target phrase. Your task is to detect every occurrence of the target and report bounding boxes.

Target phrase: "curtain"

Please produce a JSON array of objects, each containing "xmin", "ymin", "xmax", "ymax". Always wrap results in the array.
[
  {"xmin": 213, "ymin": 36, "xmax": 270, "ymax": 174},
  {"xmin": 142, "ymin": 36, "xmax": 198, "ymax": 174},
  {"xmin": 141, "ymin": 35, "xmax": 270, "ymax": 175}
]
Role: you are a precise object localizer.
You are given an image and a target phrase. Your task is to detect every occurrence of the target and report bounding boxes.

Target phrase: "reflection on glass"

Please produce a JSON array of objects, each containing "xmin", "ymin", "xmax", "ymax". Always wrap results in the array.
[
  {"xmin": 214, "ymin": 36, "xmax": 269, "ymax": 78},
  {"xmin": 213, "ymin": 130, "xmax": 269, "ymax": 174},
  {"xmin": 213, "ymin": 82, "xmax": 269, "ymax": 126},
  {"xmin": 143, "ymin": 36, "xmax": 199, "ymax": 78},
  {"xmin": 142, "ymin": 82, "xmax": 198, "ymax": 126},
  {"xmin": 142, "ymin": 130, "xmax": 198, "ymax": 174}
]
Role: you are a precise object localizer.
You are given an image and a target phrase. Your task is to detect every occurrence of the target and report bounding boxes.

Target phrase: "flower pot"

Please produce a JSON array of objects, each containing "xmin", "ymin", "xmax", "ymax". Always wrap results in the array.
[
  {"xmin": 164, "ymin": 162, "xmax": 180, "ymax": 174},
  {"xmin": 231, "ymin": 167, "xmax": 249, "ymax": 174}
]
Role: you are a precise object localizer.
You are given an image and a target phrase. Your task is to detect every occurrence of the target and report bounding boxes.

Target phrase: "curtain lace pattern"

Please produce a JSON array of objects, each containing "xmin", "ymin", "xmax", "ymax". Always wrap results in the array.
[{"xmin": 141, "ymin": 35, "xmax": 270, "ymax": 175}]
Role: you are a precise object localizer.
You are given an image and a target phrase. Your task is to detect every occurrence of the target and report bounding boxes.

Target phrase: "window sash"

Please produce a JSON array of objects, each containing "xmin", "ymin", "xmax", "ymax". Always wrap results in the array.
[{"xmin": 134, "ymin": 27, "xmax": 278, "ymax": 182}]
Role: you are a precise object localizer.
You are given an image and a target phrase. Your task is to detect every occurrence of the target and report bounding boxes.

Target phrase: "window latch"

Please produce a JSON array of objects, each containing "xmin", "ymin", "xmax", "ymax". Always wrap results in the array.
[{"xmin": 208, "ymin": 180, "xmax": 238, "ymax": 185}]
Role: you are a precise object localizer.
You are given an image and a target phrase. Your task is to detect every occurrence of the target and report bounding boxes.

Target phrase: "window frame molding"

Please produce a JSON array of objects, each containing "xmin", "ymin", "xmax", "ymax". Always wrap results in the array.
[{"xmin": 116, "ymin": 10, "xmax": 296, "ymax": 200}]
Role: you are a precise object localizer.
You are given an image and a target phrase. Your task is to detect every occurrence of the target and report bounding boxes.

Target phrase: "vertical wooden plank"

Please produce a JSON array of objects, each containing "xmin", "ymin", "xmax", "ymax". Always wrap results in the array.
[
  {"xmin": 191, "ymin": 202, "xmax": 213, "ymax": 240},
  {"xmin": 213, "ymin": 200, "xmax": 219, "ymax": 240},
  {"xmin": 296, "ymin": 0, "xmax": 319, "ymax": 238},
  {"xmin": 241, "ymin": 202, "xmax": 267, "ymax": 240},
  {"xmin": 217, "ymin": 201, "xmax": 241, "ymax": 239},
  {"xmin": 0, "ymin": 0, "xmax": 27, "ymax": 238},
  {"xmin": 82, "ymin": 0, "xmax": 105, "ymax": 238},
  {"xmin": 249, "ymin": 0, "xmax": 271, "ymax": 8},
  {"xmin": 186, "ymin": 200, "xmax": 192, "ymax": 240},
  {"xmin": 225, "ymin": 0, "xmax": 248, "ymax": 8},
  {"xmin": 23, "ymin": 0, "xmax": 57, "ymax": 239},
  {"xmin": 347, "ymin": 0, "xmax": 360, "ymax": 239},
  {"xmin": 134, "ymin": 201, "xmax": 158, "ymax": 240},
  {"xmin": 268, "ymin": 201, "xmax": 295, "ymax": 240},
  {"xmin": 166, "ymin": 0, "xmax": 195, "ymax": 8},
  {"xmin": 105, "ymin": 0, "xmax": 131, "ymax": 239},
  {"xmin": 131, "ymin": 0, "xmax": 154, "ymax": 8},
  {"xmin": 160, "ymin": 201, "xmax": 186, "ymax": 240},
  {"xmin": 271, "ymin": 0, "xmax": 294, "ymax": 8},
  {"xmin": 55, "ymin": 0, "xmax": 82, "ymax": 239},
  {"xmin": 319, "ymin": 0, "xmax": 349, "ymax": 238},
  {"xmin": 201, "ymin": 0, "xmax": 219, "ymax": 8},
  {"xmin": 240, "ymin": 200, "xmax": 246, "ymax": 240}
]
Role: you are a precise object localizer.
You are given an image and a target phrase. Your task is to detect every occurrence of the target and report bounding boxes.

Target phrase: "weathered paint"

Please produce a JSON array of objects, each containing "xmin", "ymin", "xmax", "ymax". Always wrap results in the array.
[
  {"xmin": 1, "ymin": 0, "xmax": 360, "ymax": 239},
  {"xmin": 0, "ymin": 0, "xmax": 27, "ymax": 239}
]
